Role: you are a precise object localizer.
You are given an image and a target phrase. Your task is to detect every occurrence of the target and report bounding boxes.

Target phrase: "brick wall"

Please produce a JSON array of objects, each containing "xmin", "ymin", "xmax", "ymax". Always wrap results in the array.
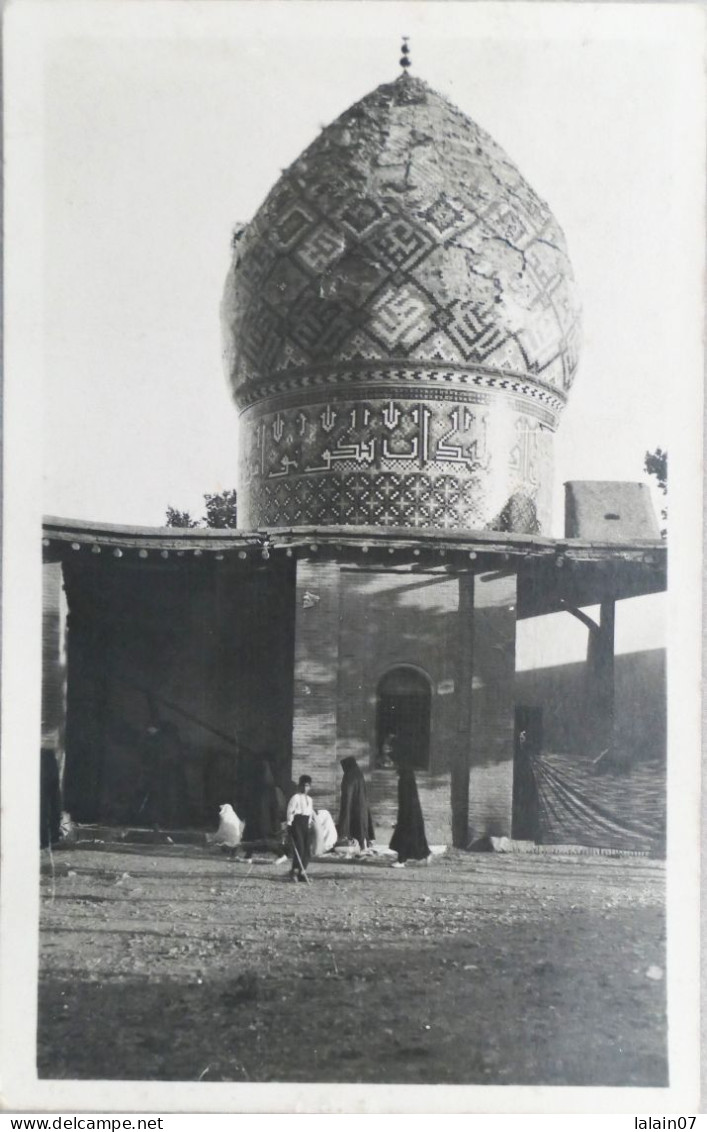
[
  {"xmin": 337, "ymin": 566, "xmax": 464, "ymax": 845},
  {"xmin": 468, "ymin": 571, "xmax": 517, "ymax": 838},
  {"xmin": 289, "ymin": 560, "xmax": 520, "ymax": 846}
]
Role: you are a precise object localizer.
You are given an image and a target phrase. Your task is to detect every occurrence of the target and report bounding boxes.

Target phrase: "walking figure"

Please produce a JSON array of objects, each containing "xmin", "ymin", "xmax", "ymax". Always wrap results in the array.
[
  {"xmin": 389, "ymin": 758, "xmax": 431, "ymax": 868},
  {"xmin": 286, "ymin": 775, "xmax": 314, "ymax": 882},
  {"xmin": 336, "ymin": 756, "xmax": 375, "ymax": 853}
]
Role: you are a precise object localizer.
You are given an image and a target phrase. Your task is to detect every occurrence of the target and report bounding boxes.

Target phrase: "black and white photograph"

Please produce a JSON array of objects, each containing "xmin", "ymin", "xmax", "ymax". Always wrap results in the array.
[{"xmin": 1, "ymin": 0, "xmax": 703, "ymax": 1114}]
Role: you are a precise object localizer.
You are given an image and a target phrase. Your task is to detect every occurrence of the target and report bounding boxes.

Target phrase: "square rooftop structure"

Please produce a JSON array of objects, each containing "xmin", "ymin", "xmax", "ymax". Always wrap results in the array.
[{"xmin": 564, "ymin": 481, "xmax": 661, "ymax": 541}]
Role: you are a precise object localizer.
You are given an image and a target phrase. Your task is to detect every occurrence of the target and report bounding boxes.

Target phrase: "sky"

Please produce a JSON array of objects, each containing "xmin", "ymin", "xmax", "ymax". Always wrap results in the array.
[{"xmin": 25, "ymin": 1, "xmax": 703, "ymax": 537}]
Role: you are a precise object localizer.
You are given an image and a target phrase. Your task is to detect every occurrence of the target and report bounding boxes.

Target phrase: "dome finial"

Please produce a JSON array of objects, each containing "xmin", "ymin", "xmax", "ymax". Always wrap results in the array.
[{"xmin": 399, "ymin": 36, "xmax": 411, "ymax": 73}]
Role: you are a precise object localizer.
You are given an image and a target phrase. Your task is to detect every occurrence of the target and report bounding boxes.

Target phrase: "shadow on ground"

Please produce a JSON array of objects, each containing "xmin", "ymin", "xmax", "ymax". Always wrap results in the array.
[{"xmin": 37, "ymin": 846, "xmax": 667, "ymax": 1085}]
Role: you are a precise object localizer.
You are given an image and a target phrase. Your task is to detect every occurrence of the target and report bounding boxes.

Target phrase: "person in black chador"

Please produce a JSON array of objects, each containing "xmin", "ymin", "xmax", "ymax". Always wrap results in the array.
[
  {"xmin": 336, "ymin": 756, "xmax": 375, "ymax": 852},
  {"xmin": 40, "ymin": 748, "xmax": 62, "ymax": 849},
  {"xmin": 389, "ymin": 757, "xmax": 431, "ymax": 868}
]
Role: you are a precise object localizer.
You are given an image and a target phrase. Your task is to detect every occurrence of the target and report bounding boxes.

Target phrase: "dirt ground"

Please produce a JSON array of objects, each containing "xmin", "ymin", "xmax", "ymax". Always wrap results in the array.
[{"xmin": 37, "ymin": 841, "xmax": 667, "ymax": 1086}]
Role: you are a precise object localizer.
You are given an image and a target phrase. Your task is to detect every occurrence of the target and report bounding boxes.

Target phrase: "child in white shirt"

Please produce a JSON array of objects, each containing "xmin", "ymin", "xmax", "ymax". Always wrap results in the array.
[{"xmin": 286, "ymin": 775, "xmax": 314, "ymax": 882}]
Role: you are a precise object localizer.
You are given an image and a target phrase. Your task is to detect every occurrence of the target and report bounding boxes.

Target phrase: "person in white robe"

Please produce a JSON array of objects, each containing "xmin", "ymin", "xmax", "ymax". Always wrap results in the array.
[
  {"xmin": 212, "ymin": 803, "xmax": 244, "ymax": 849},
  {"xmin": 311, "ymin": 808, "xmax": 337, "ymax": 856}
]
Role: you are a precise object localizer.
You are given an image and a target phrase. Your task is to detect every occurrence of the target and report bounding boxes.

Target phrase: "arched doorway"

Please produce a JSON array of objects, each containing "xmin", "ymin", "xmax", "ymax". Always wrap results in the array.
[{"xmin": 376, "ymin": 666, "xmax": 432, "ymax": 769}]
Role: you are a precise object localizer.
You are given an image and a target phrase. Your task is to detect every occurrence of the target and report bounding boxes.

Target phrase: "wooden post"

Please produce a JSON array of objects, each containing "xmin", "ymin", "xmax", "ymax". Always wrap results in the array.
[
  {"xmin": 453, "ymin": 573, "xmax": 474, "ymax": 847},
  {"xmin": 562, "ymin": 598, "xmax": 616, "ymax": 756},
  {"xmin": 468, "ymin": 571, "xmax": 517, "ymax": 839},
  {"xmin": 589, "ymin": 600, "xmax": 616, "ymax": 755}
]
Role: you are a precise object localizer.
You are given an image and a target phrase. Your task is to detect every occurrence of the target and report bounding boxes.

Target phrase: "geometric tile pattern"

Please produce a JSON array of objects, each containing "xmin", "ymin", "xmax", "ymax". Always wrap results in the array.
[
  {"xmin": 223, "ymin": 73, "xmax": 582, "ymax": 532},
  {"xmin": 237, "ymin": 364, "xmax": 565, "ymax": 417},
  {"xmin": 247, "ymin": 469, "xmax": 546, "ymax": 534},
  {"xmin": 239, "ymin": 393, "xmax": 553, "ymax": 532}
]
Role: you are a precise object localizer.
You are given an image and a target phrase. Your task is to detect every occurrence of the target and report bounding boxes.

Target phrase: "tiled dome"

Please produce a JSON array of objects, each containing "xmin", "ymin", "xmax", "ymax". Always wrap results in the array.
[{"xmin": 223, "ymin": 74, "xmax": 582, "ymax": 532}]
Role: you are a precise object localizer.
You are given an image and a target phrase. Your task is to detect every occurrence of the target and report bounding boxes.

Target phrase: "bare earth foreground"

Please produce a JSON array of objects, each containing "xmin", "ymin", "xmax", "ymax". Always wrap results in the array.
[{"xmin": 38, "ymin": 843, "xmax": 667, "ymax": 1086}]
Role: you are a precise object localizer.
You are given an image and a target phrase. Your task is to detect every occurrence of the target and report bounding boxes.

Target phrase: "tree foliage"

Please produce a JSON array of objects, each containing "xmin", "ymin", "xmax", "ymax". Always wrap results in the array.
[
  {"xmin": 644, "ymin": 448, "xmax": 667, "ymax": 537},
  {"xmin": 164, "ymin": 506, "xmax": 199, "ymax": 529},
  {"xmin": 165, "ymin": 490, "xmax": 238, "ymax": 530},
  {"xmin": 203, "ymin": 489, "xmax": 239, "ymax": 529},
  {"xmin": 644, "ymin": 448, "xmax": 667, "ymax": 495}
]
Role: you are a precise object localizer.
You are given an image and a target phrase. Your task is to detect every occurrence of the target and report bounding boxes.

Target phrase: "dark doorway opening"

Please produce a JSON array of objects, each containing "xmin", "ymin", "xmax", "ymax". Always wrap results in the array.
[
  {"xmin": 512, "ymin": 705, "xmax": 542, "ymax": 840},
  {"xmin": 376, "ymin": 666, "xmax": 432, "ymax": 770}
]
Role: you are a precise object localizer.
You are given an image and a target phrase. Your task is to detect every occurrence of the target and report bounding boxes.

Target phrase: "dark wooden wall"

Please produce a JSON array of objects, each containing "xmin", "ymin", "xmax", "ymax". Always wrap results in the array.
[{"xmin": 61, "ymin": 555, "xmax": 295, "ymax": 827}]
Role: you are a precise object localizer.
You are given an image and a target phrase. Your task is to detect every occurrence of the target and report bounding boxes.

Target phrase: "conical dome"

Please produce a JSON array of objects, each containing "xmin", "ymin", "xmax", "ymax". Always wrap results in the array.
[{"xmin": 223, "ymin": 74, "xmax": 581, "ymax": 532}]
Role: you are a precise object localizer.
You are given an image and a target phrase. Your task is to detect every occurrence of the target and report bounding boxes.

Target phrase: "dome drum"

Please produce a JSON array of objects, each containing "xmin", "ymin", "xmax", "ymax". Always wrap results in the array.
[{"xmin": 238, "ymin": 384, "xmax": 554, "ymax": 531}]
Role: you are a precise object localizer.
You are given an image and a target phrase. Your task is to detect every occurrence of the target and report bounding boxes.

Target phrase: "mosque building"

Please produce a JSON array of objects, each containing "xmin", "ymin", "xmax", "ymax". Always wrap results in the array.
[{"xmin": 41, "ymin": 54, "xmax": 667, "ymax": 853}]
